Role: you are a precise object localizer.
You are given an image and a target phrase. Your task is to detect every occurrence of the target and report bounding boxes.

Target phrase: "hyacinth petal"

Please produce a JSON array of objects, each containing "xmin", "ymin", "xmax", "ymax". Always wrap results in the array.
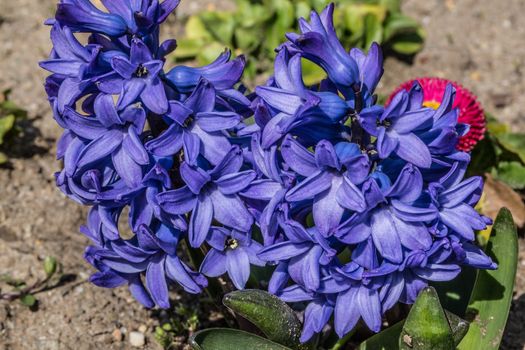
[
  {"xmin": 90, "ymin": 269, "xmax": 127, "ymax": 288},
  {"xmin": 112, "ymin": 146, "xmax": 142, "ymax": 187},
  {"xmin": 182, "ymin": 131, "xmax": 201, "ymax": 165},
  {"xmin": 122, "ymin": 127, "xmax": 149, "ymax": 165},
  {"xmin": 314, "ymin": 176, "xmax": 345, "ymax": 236},
  {"xmin": 209, "ymin": 189, "xmax": 253, "ymax": 232},
  {"xmin": 216, "ymin": 170, "xmax": 257, "ymax": 195},
  {"xmin": 258, "ymin": 241, "xmax": 311, "ymax": 261},
  {"xmin": 377, "ymin": 128, "xmax": 399, "ymax": 159},
  {"xmin": 277, "ymin": 284, "xmax": 314, "ymax": 302},
  {"xmin": 336, "ymin": 176, "xmax": 366, "ymax": 212},
  {"xmin": 334, "ymin": 287, "xmax": 360, "ymax": 338},
  {"xmin": 301, "ymin": 300, "xmax": 334, "ymax": 343},
  {"xmin": 393, "ymin": 216, "xmax": 432, "ymax": 251},
  {"xmin": 76, "ymin": 129, "xmax": 123, "ymax": 168},
  {"xmin": 315, "ymin": 140, "xmax": 340, "ymax": 169},
  {"xmin": 285, "ymin": 170, "xmax": 332, "ymax": 202},
  {"xmin": 117, "ymin": 78, "xmax": 146, "ymax": 110},
  {"xmin": 370, "ymin": 209, "xmax": 403, "ymax": 263},
  {"xmin": 190, "ymin": 123, "xmax": 230, "ymax": 165},
  {"xmin": 200, "ymin": 249, "xmax": 228, "ymax": 277},
  {"xmin": 268, "ymin": 263, "xmax": 289, "ymax": 294},
  {"xmin": 129, "ymin": 277, "xmax": 155, "ymax": 308},
  {"xmin": 439, "ymin": 209, "xmax": 475, "ymax": 240},
  {"xmin": 165, "ymin": 256, "xmax": 205, "ymax": 294},
  {"xmin": 189, "ymin": 194, "xmax": 214, "ymax": 248},
  {"xmin": 386, "ymin": 163, "xmax": 423, "ymax": 202},
  {"xmin": 226, "ymin": 248, "xmax": 251, "ymax": 289},
  {"xmin": 302, "ymin": 245, "xmax": 323, "ymax": 291},
  {"xmin": 281, "ymin": 135, "xmax": 317, "ymax": 176},
  {"xmin": 380, "ymin": 273, "xmax": 405, "ymax": 312},
  {"xmin": 157, "ymin": 186, "xmax": 196, "ymax": 215},
  {"xmin": 413, "ymin": 264, "xmax": 461, "ymax": 281},
  {"xmin": 57, "ymin": 78, "xmax": 89, "ymax": 113},
  {"xmin": 462, "ymin": 243, "xmax": 497, "ymax": 269},
  {"xmin": 392, "ymin": 108, "xmax": 434, "ymax": 134},
  {"xmin": 180, "ymin": 162, "xmax": 210, "ymax": 194},
  {"xmin": 196, "ymin": 111, "xmax": 241, "ymax": 132},
  {"xmin": 111, "ymin": 56, "xmax": 136, "ymax": 79},
  {"xmin": 56, "ymin": 2, "xmax": 128, "ymax": 36},
  {"xmin": 145, "ymin": 256, "xmax": 170, "ymax": 308},
  {"xmin": 145, "ymin": 123, "xmax": 184, "ymax": 156},
  {"xmin": 391, "ymin": 200, "xmax": 438, "ymax": 222},
  {"xmin": 240, "ymin": 180, "xmax": 282, "ymax": 201},
  {"xmin": 256, "ymin": 86, "xmax": 303, "ymax": 115},
  {"xmin": 357, "ymin": 287, "xmax": 382, "ymax": 332},
  {"xmin": 209, "ymin": 145, "xmax": 243, "ymax": 178},
  {"xmin": 395, "ymin": 133, "xmax": 432, "ymax": 168},
  {"xmin": 440, "ymin": 176, "xmax": 482, "ymax": 208},
  {"xmin": 141, "ymin": 77, "xmax": 168, "ymax": 114}
]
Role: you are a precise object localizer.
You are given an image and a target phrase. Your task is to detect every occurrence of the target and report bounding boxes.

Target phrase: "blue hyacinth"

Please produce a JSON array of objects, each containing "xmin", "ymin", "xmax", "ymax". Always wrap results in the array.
[{"xmin": 41, "ymin": 0, "xmax": 496, "ymax": 342}]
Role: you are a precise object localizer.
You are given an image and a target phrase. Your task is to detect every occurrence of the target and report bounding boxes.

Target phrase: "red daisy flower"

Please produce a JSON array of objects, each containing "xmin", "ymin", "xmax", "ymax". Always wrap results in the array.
[{"xmin": 387, "ymin": 77, "xmax": 486, "ymax": 152}]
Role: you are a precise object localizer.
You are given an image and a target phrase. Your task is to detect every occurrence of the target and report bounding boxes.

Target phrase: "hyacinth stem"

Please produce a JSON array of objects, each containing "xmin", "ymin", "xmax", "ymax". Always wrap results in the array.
[{"xmin": 330, "ymin": 328, "xmax": 355, "ymax": 350}]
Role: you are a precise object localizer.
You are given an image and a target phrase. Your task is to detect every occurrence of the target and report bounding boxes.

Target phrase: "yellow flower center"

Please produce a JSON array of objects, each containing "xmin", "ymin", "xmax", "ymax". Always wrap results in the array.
[{"xmin": 423, "ymin": 100, "xmax": 441, "ymax": 110}]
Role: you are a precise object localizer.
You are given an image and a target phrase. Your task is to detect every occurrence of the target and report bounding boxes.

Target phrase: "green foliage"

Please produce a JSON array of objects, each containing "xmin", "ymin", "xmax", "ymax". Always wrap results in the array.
[
  {"xmin": 399, "ymin": 287, "xmax": 455, "ymax": 349},
  {"xmin": 223, "ymin": 289, "xmax": 311, "ymax": 350},
  {"xmin": 469, "ymin": 113, "xmax": 525, "ymax": 190},
  {"xmin": 189, "ymin": 328, "xmax": 292, "ymax": 350},
  {"xmin": 0, "ymin": 90, "xmax": 27, "ymax": 164},
  {"xmin": 458, "ymin": 208, "xmax": 518, "ymax": 350},
  {"xmin": 174, "ymin": 0, "xmax": 425, "ymax": 85}
]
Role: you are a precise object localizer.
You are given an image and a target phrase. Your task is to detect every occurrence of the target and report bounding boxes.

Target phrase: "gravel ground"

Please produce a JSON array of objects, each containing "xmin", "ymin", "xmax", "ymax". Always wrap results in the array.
[{"xmin": 0, "ymin": 0, "xmax": 523, "ymax": 349}]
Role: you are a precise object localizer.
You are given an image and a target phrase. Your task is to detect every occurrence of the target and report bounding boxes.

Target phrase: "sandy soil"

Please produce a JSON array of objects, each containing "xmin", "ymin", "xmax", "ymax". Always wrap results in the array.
[{"xmin": 0, "ymin": 0, "xmax": 523, "ymax": 349}]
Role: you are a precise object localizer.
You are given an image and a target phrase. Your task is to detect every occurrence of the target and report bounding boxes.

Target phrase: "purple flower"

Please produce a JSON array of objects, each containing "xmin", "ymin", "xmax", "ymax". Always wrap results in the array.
[
  {"xmin": 110, "ymin": 38, "xmax": 168, "ymax": 114},
  {"xmin": 200, "ymin": 228, "xmax": 265, "ymax": 289},
  {"xmin": 157, "ymin": 146, "xmax": 255, "ymax": 247},
  {"xmin": 146, "ymin": 79, "xmax": 240, "ymax": 165}
]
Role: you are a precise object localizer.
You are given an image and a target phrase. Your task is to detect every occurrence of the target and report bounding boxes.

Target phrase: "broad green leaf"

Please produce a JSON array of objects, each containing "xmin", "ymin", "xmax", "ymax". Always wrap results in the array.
[
  {"xmin": 20, "ymin": 294, "xmax": 37, "ymax": 307},
  {"xmin": 494, "ymin": 132, "xmax": 525, "ymax": 163},
  {"xmin": 444, "ymin": 311, "xmax": 469, "ymax": 346},
  {"xmin": 0, "ymin": 114, "xmax": 15, "ymax": 144},
  {"xmin": 189, "ymin": 328, "xmax": 292, "ymax": 350},
  {"xmin": 458, "ymin": 208, "xmax": 518, "ymax": 350},
  {"xmin": 43, "ymin": 256, "xmax": 58, "ymax": 277},
  {"xmin": 223, "ymin": 289, "xmax": 311, "ymax": 350},
  {"xmin": 492, "ymin": 161, "xmax": 525, "ymax": 189},
  {"xmin": 399, "ymin": 287, "xmax": 455, "ymax": 350},
  {"xmin": 359, "ymin": 321, "xmax": 404, "ymax": 350}
]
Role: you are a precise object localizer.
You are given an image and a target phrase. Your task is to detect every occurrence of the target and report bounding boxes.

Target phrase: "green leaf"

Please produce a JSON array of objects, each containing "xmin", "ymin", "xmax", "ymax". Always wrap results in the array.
[
  {"xmin": 200, "ymin": 12, "xmax": 235, "ymax": 46},
  {"xmin": 399, "ymin": 287, "xmax": 455, "ymax": 350},
  {"xmin": 363, "ymin": 13, "xmax": 383, "ymax": 49},
  {"xmin": 379, "ymin": 0, "xmax": 401, "ymax": 13},
  {"xmin": 359, "ymin": 321, "xmax": 404, "ymax": 350},
  {"xmin": 0, "ymin": 114, "xmax": 15, "ymax": 144},
  {"xmin": 458, "ymin": 208, "xmax": 518, "ymax": 350},
  {"xmin": 383, "ymin": 13, "xmax": 421, "ymax": 42},
  {"xmin": 43, "ymin": 256, "xmax": 58, "ymax": 278},
  {"xmin": 173, "ymin": 38, "xmax": 207, "ymax": 59},
  {"xmin": 0, "ymin": 152, "xmax": 7, "ymax": 164},
  {"xmin": 196, "ymin": 43, "xmax": 229, "ymax": 65},
  {"xmin": 444, "ymin": 311, "xmax": 469, "ymax": 346},
  {"xmin": 494, "ymin": 133, "xmax": 525, "ymax": 164},
  {"xmin": 184, "ymin": 15, "xmax": 213, "ymax": 40},
  {"xmin": 389, "ymin": 30, "xmax": 425, "ymax": 55},
  {"xmin": 492, "ymin": 161, "xmax": 525, "ymax": 189},
  {"xmin": 222, "ymin": 289, "xmax": 311, "ymax": 350},
  {"xmin": 189, "ymin": 328, "xmax": 292, "ymax": 350},
  {"xmin": 20, "ymin": 294, "xmax": 37, "ymax": 307}
]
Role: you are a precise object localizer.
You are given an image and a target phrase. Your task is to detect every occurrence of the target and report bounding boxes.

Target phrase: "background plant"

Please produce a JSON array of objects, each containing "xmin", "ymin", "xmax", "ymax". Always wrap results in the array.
[
  {"xmin": 174, "ymin": 0, "xmax": 425, "ymax": 85},
  {"xmin": 0, "ymin": 90, "xmax": 27, "ymax": 164}
]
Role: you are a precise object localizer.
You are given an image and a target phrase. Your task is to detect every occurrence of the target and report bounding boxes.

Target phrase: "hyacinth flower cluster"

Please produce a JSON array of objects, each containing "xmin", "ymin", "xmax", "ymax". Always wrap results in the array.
[{"xmin": 41, "ymin": 0, "xmax": 496, "ymax": 342}]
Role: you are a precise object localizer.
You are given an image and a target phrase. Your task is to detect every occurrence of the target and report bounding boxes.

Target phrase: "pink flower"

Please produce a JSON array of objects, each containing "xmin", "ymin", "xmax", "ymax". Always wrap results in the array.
[{"xmin": 388, "ymin": 77, "xmax": 486, "ymax": 152}]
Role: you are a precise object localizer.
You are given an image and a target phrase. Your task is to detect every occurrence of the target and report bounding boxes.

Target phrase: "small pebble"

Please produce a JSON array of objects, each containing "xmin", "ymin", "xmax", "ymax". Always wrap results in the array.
[
  {"xmin": 112, "ymin": 328, "xmax": 122, "ymax": 342},
  {"xmin": 138, "ymin": 324, "xmax": 147, "ymax": 333},
  {"xmin": 129, "ymin": 331, "xmax": 145, "ymax": 348}
]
